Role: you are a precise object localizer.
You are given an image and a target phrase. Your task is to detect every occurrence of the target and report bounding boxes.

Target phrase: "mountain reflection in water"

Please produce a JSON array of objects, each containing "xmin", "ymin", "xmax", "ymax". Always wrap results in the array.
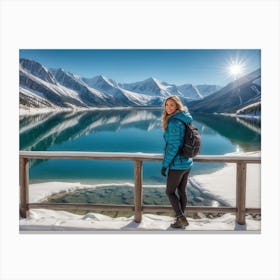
[{"xmin": 20, "ymin": 108, "xmax": 261, "ymax": 183}]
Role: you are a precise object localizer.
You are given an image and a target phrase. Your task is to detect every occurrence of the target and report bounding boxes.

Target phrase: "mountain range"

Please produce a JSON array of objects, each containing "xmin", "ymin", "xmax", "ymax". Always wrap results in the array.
[
  {"xmin": 19, "ymin": 58, "xmax": 261, "ymax": 114},
  {"xmin": 19, "ymin": 58, "xmax": 220, "ymax": 108}
]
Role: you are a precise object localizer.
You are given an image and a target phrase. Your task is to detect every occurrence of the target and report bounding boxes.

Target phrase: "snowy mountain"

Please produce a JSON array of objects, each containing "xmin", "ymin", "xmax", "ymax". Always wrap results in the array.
[
  {"xmin": 49, "ymin": 68, "xmax": 112, "ymax": 106},
  {"xmin": 82, "ymin": 75, "xmax": 119, "ymax": 93},
  {"xmin": 177, "ymin": 84, "xmax": 203, "ymax": 99},
  {"xmin": 20, "ymin": 59, "xmax": 159, "ymax": 108},
  {"xmin": 120, "ymin": 77, "xmax": 205, "ymax": 101},
  {"xmin": 20, "ymin": 61, "xmax": 88, "ymax": 108},
  {"xmin": 19, "ymin": 58, "xmax": 236, "ymax": 111},
  {"xmin": 120, "ymin": 77, "xmax": 176, "ymax": 97},
  {"xmin": 20, "ymin": 58, "xmax": 57, "ymax": 84},
  {"xmin": 82, "ymin": 75, "xmax": 162, "ymax": 106},
  {"xmin": 195, "ymin": 84, "xmax": 222, "ymax": 98},
  {"xmin": 189, "ymin": 69, "xmax": 261, "ymax": 113}
]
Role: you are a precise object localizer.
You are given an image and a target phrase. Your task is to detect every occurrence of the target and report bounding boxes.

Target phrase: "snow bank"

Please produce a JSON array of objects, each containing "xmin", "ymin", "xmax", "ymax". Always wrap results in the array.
[
  {"xmin": 219, "ymin": 112, "xmax": 261, "ymax": 120},
  {"xmin": 19, "ymin": 107, "xmax": 72, "ymax": 116},
  {"xmin": 19, "ymin": 106, "xmax": 157, "ymax": 116}
]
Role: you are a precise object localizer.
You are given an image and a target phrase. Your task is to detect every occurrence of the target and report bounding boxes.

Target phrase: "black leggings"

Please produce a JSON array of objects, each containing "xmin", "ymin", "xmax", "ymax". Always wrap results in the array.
[{"xmin": 165, "ymin": 169, "xmax": 191, "ymax": 217}]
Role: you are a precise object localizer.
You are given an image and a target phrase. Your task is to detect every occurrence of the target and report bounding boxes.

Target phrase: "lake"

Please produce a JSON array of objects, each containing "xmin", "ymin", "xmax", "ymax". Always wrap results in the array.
[{"xmin": 20, "ymin": 108, "xmax": 261, "ymax": 186}]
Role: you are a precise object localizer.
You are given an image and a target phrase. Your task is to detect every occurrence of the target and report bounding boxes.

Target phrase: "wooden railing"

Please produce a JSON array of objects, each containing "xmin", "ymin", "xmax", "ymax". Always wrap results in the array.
[{"xmin": 19, "ymin": 151, "xmax": 261, "ymax": 225}]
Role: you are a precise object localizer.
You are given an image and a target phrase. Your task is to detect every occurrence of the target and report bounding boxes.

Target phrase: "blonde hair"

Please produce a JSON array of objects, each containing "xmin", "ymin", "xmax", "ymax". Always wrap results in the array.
[{"xmin": 162, "ymin": 95, "xmax": 187, "ymax": 130}]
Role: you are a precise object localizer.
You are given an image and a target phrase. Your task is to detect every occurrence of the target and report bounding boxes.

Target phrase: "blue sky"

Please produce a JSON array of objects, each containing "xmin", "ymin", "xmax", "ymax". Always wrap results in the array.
[{"xmin": 20, "ymin": 49, "xmax": 260, "ymax": 86}]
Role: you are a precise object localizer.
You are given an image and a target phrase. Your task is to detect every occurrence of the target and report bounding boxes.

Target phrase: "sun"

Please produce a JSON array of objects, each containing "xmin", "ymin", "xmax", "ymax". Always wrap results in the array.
[
  {"xmin": 229, "ymin": 64, "xmax": 243, "ymax": 75},
  {"xmin": 227, "ymin": 61, "xmax": 246, "ymax": 80}
]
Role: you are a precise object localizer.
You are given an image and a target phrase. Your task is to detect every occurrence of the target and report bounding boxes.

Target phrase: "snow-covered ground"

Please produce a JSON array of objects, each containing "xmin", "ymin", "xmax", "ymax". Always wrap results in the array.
[
  {"xmin": 191, "ymin": 151, "xmax": 260, "ymax": 208},
  {"xmin": 19, "ymin": 106, "xmax": 72, "ymax": 116},
  {"xmin": 20, "ymin": 210, "xmax": 259, "ymax": 232},
  {"xmin": 19, "ymin": 151, "xmax": 261, "ymax": 232},
  {"xmin": 19, "ymin": 106, "xmax": 104, "ymax": 116}
]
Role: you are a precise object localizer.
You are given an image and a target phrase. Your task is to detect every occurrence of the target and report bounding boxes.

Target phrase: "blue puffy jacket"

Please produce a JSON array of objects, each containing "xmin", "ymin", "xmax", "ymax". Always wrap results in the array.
[{"xmin": 162, "ymin": 111, "xmax": 193, "ymax": 170}]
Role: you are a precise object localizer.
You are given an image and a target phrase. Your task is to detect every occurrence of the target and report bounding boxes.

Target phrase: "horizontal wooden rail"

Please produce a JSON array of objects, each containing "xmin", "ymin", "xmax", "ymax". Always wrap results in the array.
[
  {"xmin": 29, "ymin": 203, "xmax": 135, "ymax": 212},
  {"xmin": 19, "ymin": 151, "xmax": 261, "ymax": 226},
  {"xmin": 19, "ymin": 151, "xmax": 261, "ymax": 163},
  {"xmin": 28, "ymin": 203, "xmax": 260, "ymax": 214}
]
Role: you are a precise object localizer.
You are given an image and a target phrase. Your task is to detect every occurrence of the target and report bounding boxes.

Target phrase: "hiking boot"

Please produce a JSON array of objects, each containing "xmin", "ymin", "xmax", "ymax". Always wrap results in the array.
[{"xmin": 171, "ymin": 215, "xmax": 189, "ymax": 229}]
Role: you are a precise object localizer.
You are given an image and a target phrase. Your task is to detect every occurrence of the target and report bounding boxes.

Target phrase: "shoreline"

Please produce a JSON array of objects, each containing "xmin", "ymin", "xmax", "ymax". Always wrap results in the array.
[
  {"xmin": 19, "ymin": 106, "xmax": 262, "ymax": 119},
  {"xmin": 19, "ymin": 106, "xmax": 163, "ymax": 116},
  {"xmin": 218, "ymin": 112, "xmax": 261, "ymax": 120}
]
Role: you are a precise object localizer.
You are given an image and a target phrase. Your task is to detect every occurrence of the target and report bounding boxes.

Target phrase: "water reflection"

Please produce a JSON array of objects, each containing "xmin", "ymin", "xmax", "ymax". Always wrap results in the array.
[
  {"xmin": 236, "ymin": 117, "xmax": 261, "ymax": 134},
  {"xmin": 193, "ymin": 113, "xmax": 261, "ymax": 151},
  {"xmin": 20, "ymin": 109, "xmax": 163, "ymax": 151},
  {"xmin": 19, "ymin": 109, "xmax": 261, "ymax": 177},
  {"xmin": 20, "ymin": 109, "xmax": 261, "ymax": 152}
]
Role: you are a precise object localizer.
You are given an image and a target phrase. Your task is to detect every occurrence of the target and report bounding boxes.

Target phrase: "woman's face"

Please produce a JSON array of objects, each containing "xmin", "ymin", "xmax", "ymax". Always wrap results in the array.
[{"xmin": 165, "ymin": 99, "xmax": 177, "ymax": 115}]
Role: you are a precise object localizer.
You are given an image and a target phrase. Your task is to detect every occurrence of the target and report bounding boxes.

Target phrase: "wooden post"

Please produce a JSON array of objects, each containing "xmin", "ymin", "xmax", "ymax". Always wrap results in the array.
[
  {"xmin": 134, "ymin": 160, "xmax": 143, "ymax": 223},
  {"xmin": 19, "ymin": 157, "xmax": 29, "ymax": 218},
  {"xmin": 236, "ymin": 162, "xmax": 247, "ymax": 225}
]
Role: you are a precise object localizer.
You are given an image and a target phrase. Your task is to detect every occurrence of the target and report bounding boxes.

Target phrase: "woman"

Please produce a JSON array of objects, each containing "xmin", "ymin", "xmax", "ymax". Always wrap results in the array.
[{"xmin": 161, "ymin": 95, "xmax": 193, "ymax": 229}]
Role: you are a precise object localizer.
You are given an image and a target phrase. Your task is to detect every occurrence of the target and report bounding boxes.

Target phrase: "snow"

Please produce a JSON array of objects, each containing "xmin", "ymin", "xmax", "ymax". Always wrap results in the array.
[
  {"xmin": 19, "ymin": 106, "xmax": 111, "ymax": 116},
  {"xmin": 220, "ymin": 112, "xmax": 261, "ymax": 120},
  {"xmin": 19, "ymin": 107, "xmax": 70, "ymax": 116},
  {"xmin": 20, "ymin": 210, "xmax": 259, "ymax": 232},
  {"xmin": 253, "ymin": 77, "xmax": 261, "ymax": 86},
  {"xmin": 19, "ymin": 151, "xmax": 261, "ymax": 232},
  {"xmin": 20, "ymin": 84, "xmax": 47, "ymax": 99},
  {"xmin": 192, "ymin": 151, "xmax": 260, "ymax": 208}
]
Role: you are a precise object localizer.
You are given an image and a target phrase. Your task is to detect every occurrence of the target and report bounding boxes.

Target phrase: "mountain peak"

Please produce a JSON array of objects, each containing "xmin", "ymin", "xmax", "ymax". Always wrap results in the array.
[
  {"xmin": 95, "ymin": 74, "xmax": 106, "ymax": 80},
  {"xmin": 20, "ymin": 58, "xmax": 57, "ymax": 84},
  {"xmin": 82, "ymin": 74, "xmax": 119, "ymax": 92},
  {"xmin": 145, "ymin": 77, "xmax": 161, "ymax": 84},
  {"xmin": 20, "ymin": 58, "xmax": 48, "ymax": 73}
]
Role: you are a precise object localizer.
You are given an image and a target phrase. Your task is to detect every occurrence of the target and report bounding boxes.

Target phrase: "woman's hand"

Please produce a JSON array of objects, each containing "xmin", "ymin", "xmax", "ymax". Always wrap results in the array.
[{"xmin": 161, "ymin": 167, "xmax": 167, "ymax": 177}]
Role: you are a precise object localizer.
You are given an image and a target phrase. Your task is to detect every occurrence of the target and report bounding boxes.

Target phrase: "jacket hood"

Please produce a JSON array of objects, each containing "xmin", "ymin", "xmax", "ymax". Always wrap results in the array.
[{"xmin": 170, "ymin": 111, "xmax": 193, "ymax": 124}]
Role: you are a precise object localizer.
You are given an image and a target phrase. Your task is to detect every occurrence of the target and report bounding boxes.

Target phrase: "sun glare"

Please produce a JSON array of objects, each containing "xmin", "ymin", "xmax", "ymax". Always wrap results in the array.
[
  {"xmin": 229, "ymin": 64, "xmax": 243, "ymax": 75},
  {"xmin": 227, "ymin": 60, "xmax": 246, "ymax": 80}
]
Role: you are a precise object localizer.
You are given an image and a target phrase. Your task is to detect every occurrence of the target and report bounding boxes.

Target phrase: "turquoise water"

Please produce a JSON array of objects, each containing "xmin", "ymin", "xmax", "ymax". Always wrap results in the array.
[{"xmin": 19, "ymin": 108, "xmax": 261, "ymax": 185}]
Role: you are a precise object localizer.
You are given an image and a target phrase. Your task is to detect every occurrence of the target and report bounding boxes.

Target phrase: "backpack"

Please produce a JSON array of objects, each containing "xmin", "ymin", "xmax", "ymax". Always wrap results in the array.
[{"xmin": 180, "ymin": 123, "xmax": 201, "ymax": 158}]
